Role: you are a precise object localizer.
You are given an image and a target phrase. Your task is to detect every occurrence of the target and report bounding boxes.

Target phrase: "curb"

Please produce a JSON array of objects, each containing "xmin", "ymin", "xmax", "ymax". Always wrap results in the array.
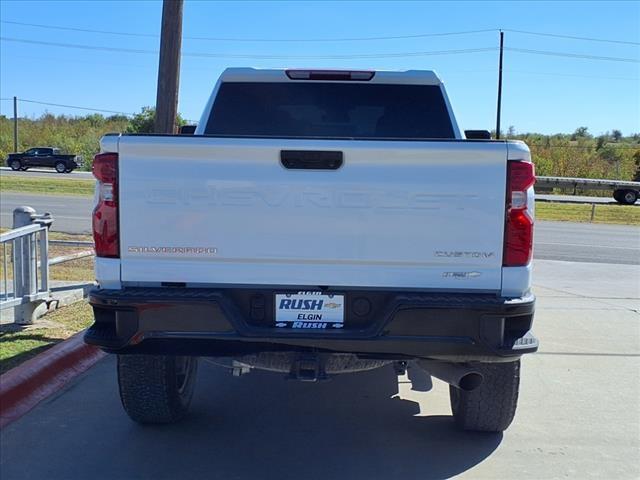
[{"xmin": 0, "ymin": 330, "xmax": 106, "ymax": 428}]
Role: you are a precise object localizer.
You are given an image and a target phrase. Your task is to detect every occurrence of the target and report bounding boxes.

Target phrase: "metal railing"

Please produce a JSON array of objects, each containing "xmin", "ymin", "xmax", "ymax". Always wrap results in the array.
[
  {"xmin": 1, "ymin": 223, "xmax": 50, "ymax": 310},
  {"xmin": 0, "ymin": 206, "xmax": 95, "ymax": 323},
  {"xmin": 536, "ymin": 176, "xmax": 640, "ymax": 205}
]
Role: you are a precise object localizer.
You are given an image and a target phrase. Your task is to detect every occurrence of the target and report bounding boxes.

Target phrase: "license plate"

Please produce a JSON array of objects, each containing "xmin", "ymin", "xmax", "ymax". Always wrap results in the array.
[{"xmin": 275, "ymin": 292, "xmax": 344, "ymax": 329}]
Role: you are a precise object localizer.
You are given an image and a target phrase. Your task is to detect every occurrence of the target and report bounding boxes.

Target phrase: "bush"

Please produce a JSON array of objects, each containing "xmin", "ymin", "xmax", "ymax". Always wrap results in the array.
[
  {"xmin": 0, "ymin": 107, "xmax": 187, "ymax": 171},
  {"xmin": 1, "ymin": 113, "xmax": 637, "ymax": 179},
  {"xmin": 512, "ymin": 132, "xmax": 639, "ymax": 195},
  {"xmin": 0, "ymin": 113, "xmax": 129, "ymax": 171}
]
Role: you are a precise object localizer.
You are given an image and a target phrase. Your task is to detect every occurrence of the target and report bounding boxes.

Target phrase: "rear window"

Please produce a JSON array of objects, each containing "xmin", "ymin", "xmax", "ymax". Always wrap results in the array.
[{"xmin": 205, "ymin": 82, "xmax": 455, "ymax": 140}]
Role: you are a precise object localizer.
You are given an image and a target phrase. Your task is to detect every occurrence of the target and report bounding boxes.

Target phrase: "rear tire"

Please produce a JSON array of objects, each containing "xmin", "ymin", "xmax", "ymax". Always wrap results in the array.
[
  {"xmin": 614, "ymin": 189, "xmax": 638, "ymax": 205},
  {"xmin": 622, "ymin": 190, "xmax": 638, "ymax": 205},
  {"xmin": 55, "ymin": 161, "xmax": 67, "ymax": 173},
  {"xmin": 117, "ymin": 354, "xmax": 198, "ymax": 424},
  {"xmin": 613, "ymin": 190, "xmax": 623, "ymax": 203},
  {"xmin": 10, "ymin": 159, "xmax": 21, "ymax": 171},
  {"xmin": 449, "ymin": 360, "xmax": 520, "ymax": 432}
]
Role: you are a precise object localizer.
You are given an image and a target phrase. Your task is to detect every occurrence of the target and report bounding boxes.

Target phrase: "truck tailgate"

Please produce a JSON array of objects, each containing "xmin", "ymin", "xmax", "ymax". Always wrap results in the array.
[{"xmin": 118, "ymin": 136, "xmax": 507, "ymax": 290}]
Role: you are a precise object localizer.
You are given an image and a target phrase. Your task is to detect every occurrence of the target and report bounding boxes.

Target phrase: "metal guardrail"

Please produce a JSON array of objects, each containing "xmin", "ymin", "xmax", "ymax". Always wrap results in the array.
[
  {"xmin": 536, "ymin": 176, "xmax": 640, "ymax": 205},
  {"xmin": 48, "ymin": 250, "xmax": 94, "ymax": 266},
  {"xmin": 0, "ymin": 207, "xmax": 95, "ymax": 324},
  {"xmin": 1, "ymin": 223, "xmax": 50, "ymax": 311},
  {"xmin": 536, "ymin": 176, "xmax": 640, "ymax": 191},
  {"xmin": 49, "ymin": 240, "xmax": 94, "ymax": 247}
]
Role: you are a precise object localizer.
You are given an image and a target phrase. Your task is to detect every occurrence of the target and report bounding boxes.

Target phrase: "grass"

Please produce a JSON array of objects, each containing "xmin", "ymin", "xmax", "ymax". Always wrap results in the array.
[
  {"xmin": 0, "ymin": 301, "xmax": 94, "ymax": 375},
  {"xmin": 47, "ymin": 232, "xmax": 95, "ymax": 281},
  {"xmin": 535, "ymin": 202, "xmax": 640, "ymax": 225},
  {"xmin": 0, "ymin": 175, "xmax": 94, "ymax": 196},
  {"xmin": 0, "ymin": 229, "xmax": 95, "ymax": 375}
]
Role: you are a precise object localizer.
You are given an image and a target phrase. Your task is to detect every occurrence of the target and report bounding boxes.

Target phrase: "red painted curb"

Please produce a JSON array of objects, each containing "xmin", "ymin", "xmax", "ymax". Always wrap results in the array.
[{"xmin": 0, "ymin": 330, "xmax": 106, "ymax": 428}]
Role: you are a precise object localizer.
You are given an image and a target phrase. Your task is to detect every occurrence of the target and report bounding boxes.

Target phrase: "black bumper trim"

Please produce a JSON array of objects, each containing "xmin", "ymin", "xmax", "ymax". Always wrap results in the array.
[{"xmin": 86, "ymin": 287, "xmax": 537, "ymax": 360}]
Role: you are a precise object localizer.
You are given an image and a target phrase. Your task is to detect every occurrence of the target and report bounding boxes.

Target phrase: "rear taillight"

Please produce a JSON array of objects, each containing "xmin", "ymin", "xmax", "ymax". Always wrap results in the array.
[
  {"xmin": 92, "ymin": 152, "xmax": 119, "ymax": 258},
  {"xmin": 504, "ymin": 161, "xmax": 535, "ymax": 267}
]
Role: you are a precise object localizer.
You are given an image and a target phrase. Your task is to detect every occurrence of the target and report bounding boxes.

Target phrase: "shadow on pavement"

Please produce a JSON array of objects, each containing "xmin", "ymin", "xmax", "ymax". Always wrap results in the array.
[{"xmin": 0, "ymin": 357, "xmax": 502, "ymax": 480}]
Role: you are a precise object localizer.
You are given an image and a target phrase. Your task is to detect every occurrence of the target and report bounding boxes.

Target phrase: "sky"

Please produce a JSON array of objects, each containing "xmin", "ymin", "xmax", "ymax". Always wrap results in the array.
[{"xmin": 0, "ymin": 0, "xmax": 639, "ymax": 135}]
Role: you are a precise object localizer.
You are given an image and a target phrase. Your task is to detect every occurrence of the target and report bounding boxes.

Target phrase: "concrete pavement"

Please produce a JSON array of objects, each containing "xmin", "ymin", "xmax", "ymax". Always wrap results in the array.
[{"xmin": 0, "ymin": 259, "xmax": 638, "ymax": 480}]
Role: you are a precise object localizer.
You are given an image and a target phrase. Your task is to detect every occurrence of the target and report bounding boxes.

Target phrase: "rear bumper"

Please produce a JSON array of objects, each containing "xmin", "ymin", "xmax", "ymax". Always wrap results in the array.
[{"xmin": 86, "ymin": 287, "xmax": 537, "ymax": 361}]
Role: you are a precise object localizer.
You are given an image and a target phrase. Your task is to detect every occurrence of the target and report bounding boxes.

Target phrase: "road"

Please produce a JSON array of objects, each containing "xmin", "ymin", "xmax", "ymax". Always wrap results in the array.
[
  {"xmin": 0, "ymin": 192, "xmax": 93, "ymax": 234},
  {"xmin": 1, "ymin": 191, "xmax": 638, "ymax": 264},
  {"xmin": 534, "ymin": 221, "xmax": 640, "ymax": 265},
  {"xmin": 0, "ymin": 166, "xmax": 93, "ymax": 179},
  {"xmin": 0, "ymin": 259, "xmax": 638, "ymax": 480}
]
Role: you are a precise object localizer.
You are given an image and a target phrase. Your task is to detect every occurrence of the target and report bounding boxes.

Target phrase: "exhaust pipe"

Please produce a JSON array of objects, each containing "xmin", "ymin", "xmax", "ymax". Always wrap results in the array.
[{"xmin": 417, "ymin": 360, "xmax": 484, "ymax": 391}]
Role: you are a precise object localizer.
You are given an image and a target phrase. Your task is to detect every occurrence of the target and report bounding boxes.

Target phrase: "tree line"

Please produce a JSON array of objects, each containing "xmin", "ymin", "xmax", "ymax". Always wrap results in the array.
[
  {"xmin": 0, "ymin": 112, "xmax": 638, "ymax": 183},
  {"xmin": 508, "ymin": 126, "xmax": 640, "ymax": 183},
  {"xmin": 0, "ymin": 107, "xmax": 186, "ymax": 169}
]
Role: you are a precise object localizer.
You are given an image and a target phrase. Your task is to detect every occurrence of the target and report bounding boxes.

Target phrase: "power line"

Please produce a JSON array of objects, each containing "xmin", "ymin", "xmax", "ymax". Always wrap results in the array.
[
  {"xmin": 503, "ymin": 69, "xmax": 640, "ymax": 82},
  {"xmin": 1, "ymin": 37, "xmax": 157, "ymax": 55},
  {"xmin": 0, "ymin": 37, "xmax": 497, "ymax": 59},
  {"xmin": 506, "ymin": 47, "xmax": 640, "ymax": 63},
  {"xmin": 0, "ymin": 20, "xmax": 496, "ymax": 42},
  {"xmin": 1, "ymin": 98, "xmax": 636, "ymax": 140},
  {"xmin": 503, "ymin": 28, "xmax": 640, "ymax": 46},
  {"xmin": 15, "ymin": 99, "xmax": 136, "ymax": 116},
  {"xmin": 0, "ymin": 97, "xmax": 199, "ymax": 123},
  {"xmin": 4, "ymin": 20, "xmax": 639, "ymax": 46},
  {"xmin": 6, "ymin": 51, "xmax": 640, "ymax": 82},
  {"xmin": 1, "ymin": 20, "xmax": 157, "ymax": 39},
  {"xmin": 1, "ymin": 97, "xmax": 136, "ymax": 115},
  {"xmin": 3, "ymin": 36, "xmax": 638, "ymax": 63}
]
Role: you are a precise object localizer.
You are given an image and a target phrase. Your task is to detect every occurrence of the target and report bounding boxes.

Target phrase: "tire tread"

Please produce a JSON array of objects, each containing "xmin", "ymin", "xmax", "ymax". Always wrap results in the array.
[
  {"xmin": 450, "ymin": 360, "xmax": 520, "ymax": 432},
  {"xmin": 117, "ymin": 355, "xmax": 197, "ymax": 424}
]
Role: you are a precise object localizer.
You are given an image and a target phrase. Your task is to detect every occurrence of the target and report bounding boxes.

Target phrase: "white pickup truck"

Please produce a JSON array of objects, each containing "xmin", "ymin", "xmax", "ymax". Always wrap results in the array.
[{"xmin": 86, "ymin": 68, "xmax": 537, "ymax": 432}]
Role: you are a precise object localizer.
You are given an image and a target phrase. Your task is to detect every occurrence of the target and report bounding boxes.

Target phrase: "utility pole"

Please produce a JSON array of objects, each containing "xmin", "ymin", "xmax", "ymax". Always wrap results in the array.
[
  {"xmin": 495, "ymin": 30, "xmax": 504, "ymax": 139},
  {"xmin": 154, "ymin": 0, "xmax": 183, "ymax": 134},
  {"xmin": 13, "ymin": 96, "xmax": 18, "ymax": 152}
]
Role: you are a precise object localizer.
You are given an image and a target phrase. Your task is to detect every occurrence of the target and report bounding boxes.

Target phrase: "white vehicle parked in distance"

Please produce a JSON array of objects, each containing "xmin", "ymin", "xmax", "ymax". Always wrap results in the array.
[{"xmin": 86, "ymin": 68, "xmax": 537, "ymax": 432}]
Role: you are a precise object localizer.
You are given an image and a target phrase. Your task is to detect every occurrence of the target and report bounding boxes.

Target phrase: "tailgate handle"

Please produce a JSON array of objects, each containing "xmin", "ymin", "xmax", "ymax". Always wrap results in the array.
[{"xmin": 280, "ymin": 150, "xmax": 343, "ymax": 170}]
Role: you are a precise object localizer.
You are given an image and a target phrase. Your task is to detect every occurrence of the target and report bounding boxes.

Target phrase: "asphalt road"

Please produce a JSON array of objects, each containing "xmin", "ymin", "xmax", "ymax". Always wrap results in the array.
[
  {"xmin": 0, "ymin": 166, "xmax": 93, "ymax": 179},
  {"xmin": 535, "ymin": 221, "xmax": 640, "ymax": 265},
  {"xmin": 0, "ymin": 192, "xmax": 93, "ymax": 234},
  {"xmin": 1, "ymin": 259, "xmax": 638, "ymax": 480},
  {"xmin": 1, "ymin": 191, "xmax": 638, "ymax": 264}
]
